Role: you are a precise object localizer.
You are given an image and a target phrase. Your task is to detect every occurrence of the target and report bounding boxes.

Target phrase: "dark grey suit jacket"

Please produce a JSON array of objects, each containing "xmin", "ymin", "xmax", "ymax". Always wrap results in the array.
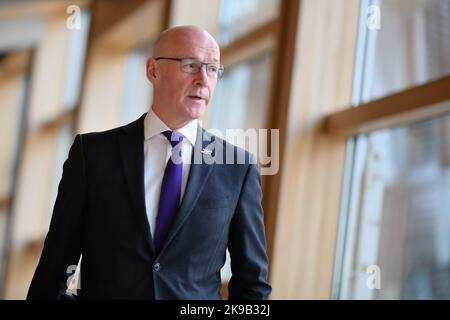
[{"xmin": 27, "ymin": 113, "xmax": 271, "ymax": 299}]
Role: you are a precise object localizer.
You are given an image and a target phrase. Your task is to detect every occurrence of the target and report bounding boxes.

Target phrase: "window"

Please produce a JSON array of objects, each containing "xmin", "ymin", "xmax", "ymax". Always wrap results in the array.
[
  {"xmin": 333, "ymin": 0, "xmax": 450, "ymax": 299},
  {"xmin": 120, "ymin": 43, "xmax": 153, "ymax": 126},
  {"xmin": 0, "ymin": 207, "xmax": 9, "ymax": 296},
  {"xmin": 0, "ymin": 50, "xmax": 31, "ymax": 297},
  {"xmin": 218, "ymin": 0, "xmax": 279, "ymax": 46},
  {"xmin": 0, "ymin": 70, "xmax": 27, "ymax": 197},
  {"xmin": 45, "ymin": 124, "xmax": 74, "ymax": 228},
  {"xmin": 28, "ymin": 10, "xmax": 89, "ymax": 127},
  {"xmin": 0, "ymin": 208, "xmax": 7, "ymax": 258},
  {"xmin": 63, "ymin": 10, "xmax": 91, "ymax": 111},
  {"xmin": 205, "ymin": 51, "xmax": 272, "ymax": 134},
  {"xmin": 338, "ymin": 104, "xmax": 450, "ymax": 299},
  {"xmin": 357, "ymin": 0, "xmax": 450, "ymax": 103}
]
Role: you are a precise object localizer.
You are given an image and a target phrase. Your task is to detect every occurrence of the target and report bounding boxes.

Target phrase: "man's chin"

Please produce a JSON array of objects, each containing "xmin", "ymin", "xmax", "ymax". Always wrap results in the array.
[{"xmin": 184, "ymin": 104, "xmax": 208, "ymax": 119}]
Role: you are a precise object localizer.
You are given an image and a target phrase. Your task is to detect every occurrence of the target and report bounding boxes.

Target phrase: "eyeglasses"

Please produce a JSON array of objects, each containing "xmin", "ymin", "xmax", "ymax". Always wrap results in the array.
[{"xmin": 155, "ymin": 57, "xmax": 224, "ymax": 79}]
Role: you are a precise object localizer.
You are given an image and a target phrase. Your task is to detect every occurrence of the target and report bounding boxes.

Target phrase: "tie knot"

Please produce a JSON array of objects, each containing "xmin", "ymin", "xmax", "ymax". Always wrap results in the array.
[{"xmin": 161, "ymin": 130, "xmax": 183, "ymax": 148}]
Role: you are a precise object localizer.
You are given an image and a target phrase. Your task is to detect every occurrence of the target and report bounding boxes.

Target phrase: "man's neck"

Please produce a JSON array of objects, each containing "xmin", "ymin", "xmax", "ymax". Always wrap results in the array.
[{"xmin": 151, "ymin": 107, "xmax": 191, "ymax": 130}]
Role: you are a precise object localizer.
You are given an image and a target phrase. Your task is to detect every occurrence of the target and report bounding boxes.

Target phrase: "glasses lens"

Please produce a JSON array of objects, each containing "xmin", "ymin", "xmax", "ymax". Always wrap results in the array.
[
  {"xmin": 181, "ymin": 59, "xmax": 224, "ymax": 78},
  {"xmin": 181, "ymin": 59, "xmax": 201, "ymax": 73},
  {"xmin": 217, "ymin": 65, "xmax": 224, "ymax": 78},
  {"xmin": 206, "ymin": 64, "xmax": 219, "ymax": 76}
]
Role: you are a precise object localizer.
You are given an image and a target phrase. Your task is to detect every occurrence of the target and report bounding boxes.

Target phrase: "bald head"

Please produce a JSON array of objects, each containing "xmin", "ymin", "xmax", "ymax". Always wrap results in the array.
[{"xmin": 152, "ymin": 25, "xmax": 220, "ymax": 60}]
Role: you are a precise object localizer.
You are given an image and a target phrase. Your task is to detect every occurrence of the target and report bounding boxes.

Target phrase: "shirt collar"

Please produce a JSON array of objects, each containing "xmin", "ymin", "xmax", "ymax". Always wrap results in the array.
[{"xmin": 144, "ymin": 109, "xmax": 198, "ymax": 147}]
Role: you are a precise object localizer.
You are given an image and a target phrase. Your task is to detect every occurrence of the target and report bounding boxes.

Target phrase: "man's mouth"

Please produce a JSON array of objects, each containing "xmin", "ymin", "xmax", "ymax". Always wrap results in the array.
[{"xmin": 188, "ymin": 95, "xmax": 204, "ymax": 101}]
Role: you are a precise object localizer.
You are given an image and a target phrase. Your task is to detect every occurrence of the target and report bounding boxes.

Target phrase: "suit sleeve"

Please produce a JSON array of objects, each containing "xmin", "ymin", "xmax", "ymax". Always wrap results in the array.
[
  {"xmin": 27, "ymin": 134, "xmax": 86, "ymax": 299},
  {"xmin": 228, "ymin": 161, "xmax": 272, "ymax": 300}
]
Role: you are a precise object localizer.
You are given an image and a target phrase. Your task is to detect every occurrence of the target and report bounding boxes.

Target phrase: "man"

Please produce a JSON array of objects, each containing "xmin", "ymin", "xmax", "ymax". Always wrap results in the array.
[{"xmin": 27, "ymin": 26, "xmax": 271, "ymax": 300}]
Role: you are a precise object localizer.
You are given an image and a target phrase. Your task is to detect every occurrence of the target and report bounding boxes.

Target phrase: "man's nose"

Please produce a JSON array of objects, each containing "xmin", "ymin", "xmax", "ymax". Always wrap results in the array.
[{"xmin": 193, "ymin": 65, "xmax": 209, "ymax": 86}]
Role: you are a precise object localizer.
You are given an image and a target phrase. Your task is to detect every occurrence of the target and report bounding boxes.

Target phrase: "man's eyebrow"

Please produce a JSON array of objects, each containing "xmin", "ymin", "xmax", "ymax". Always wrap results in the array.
[{"xmin": 182, "ymin": 56, "xmax": 220, "ymax": 63}]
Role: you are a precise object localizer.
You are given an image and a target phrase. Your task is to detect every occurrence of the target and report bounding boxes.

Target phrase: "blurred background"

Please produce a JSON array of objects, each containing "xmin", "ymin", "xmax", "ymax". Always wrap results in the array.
[{"xmin": 1, "ymin": 0, "xmax": 450, "ymax": 299}]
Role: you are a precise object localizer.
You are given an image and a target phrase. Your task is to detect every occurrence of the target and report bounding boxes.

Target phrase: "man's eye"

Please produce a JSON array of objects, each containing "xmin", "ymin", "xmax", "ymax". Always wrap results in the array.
[{"xmin": 208, "ymin": 66, "xmax": 218, "ymax": 73}]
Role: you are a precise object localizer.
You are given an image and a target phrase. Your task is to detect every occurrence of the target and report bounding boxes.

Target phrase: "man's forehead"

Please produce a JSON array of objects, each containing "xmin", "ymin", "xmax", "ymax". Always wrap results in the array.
[
  {"xmin": 171, "ymin": 37, "xmax": 219, "ymax": 53},
  {"xmin": 153, "ymin": 27, "xmax": 220, "ymax": 59},
  {"xmin": 163, "ymin": 43, "xmax": 220, "ymax": 62},
  {"xmin": 180, "ymin": 56, "xmax": 220, "ymax": 63}
]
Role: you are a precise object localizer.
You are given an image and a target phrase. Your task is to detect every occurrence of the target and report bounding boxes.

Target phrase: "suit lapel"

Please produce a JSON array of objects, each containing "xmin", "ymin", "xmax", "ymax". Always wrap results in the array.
[
  {"xmin": 158, "ymin": 127, "xmax": 216, "ymax": 254},
  {"xmin": 118, "ymin": 113, "xmax": 155, "ymax": 254}
]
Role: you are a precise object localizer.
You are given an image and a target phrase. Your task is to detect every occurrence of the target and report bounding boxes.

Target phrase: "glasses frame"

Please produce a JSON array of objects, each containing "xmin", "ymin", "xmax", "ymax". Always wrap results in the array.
[{"xmin": 154, "ymin": 57, "xmax": 224, "ymax": 78}]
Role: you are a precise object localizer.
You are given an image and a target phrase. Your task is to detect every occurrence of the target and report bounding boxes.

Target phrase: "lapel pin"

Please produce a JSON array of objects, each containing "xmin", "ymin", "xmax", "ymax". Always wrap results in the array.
[{"xmin": 201, "ymin": 148, "xmax": 213, "ymax": 156}]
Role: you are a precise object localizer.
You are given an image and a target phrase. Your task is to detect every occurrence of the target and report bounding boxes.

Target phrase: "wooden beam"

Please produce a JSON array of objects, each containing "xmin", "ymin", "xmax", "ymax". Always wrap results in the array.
[
  {"xmin": 323, "ymin": 75, "xmax": 450, "ymax": 135},
  {"xmin": 38, "ymin": 109, "xmax": 76, "ymax": 133},
  {"xmin": 93, "ymin": 0, "xmax": 167, "ymax": 51},
  {"xmin": 263, "ymin": 0, "xmax": 300, "ymax": 267},
  {"xmin": 89, "ymin": 0, "xmax": 148, "ymax": 41},
  {"xmin": 0, "ymin": 51, "xmax": 31, "ymax": 76},
  {"xmin": 0, "ymin": 195, "xmax": 12, "ymax": 209},
  {"xmin": 270, "ymin": 0, "xmax": 360, "ymax": 299}
]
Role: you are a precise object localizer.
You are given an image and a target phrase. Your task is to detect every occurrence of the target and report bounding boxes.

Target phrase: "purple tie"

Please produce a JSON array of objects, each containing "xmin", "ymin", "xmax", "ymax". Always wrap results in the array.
[{"xmin": 153, "ymin": 130, "xmax": 183, "ymax": 253}]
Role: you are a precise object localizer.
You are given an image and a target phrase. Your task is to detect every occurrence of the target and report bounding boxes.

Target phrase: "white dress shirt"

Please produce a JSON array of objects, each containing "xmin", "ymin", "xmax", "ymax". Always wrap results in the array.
[{"xmin": 143, "ymin": 109, "xmax": 198, "ymax": 238}]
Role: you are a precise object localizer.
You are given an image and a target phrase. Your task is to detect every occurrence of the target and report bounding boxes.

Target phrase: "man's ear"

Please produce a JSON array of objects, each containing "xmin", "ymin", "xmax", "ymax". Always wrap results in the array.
[{"xmin": 146, "ymin": 58, "xmax": 157, "ymax": 82}]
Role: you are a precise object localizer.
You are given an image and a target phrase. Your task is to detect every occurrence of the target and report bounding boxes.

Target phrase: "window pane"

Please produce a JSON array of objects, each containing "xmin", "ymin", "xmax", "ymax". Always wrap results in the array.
[
  {"xmin": 205, "ymin": 51, "xmax": 272, "ymax": 134},
  {"xmin": 28, "ymin": 11, "xmax": 90, "ymax": 127},
  {"xmin": 0, "ymin": 207, "xmax": 9, "ymax": 293},
  {"xmin": 120, "ymin": 43, "xmax": 153, "ymax": 126},
  {"xmin": 0, "ymin": 72, "xmax": 27, "ymax": 197},
  {"xmin": 359, "ymin": 0, "xmax": 450, "ymax": 103},
  {"xmin": 0, "ymin": 208, "xmax": 6, "ymax": 253},
  {"xmin": 337, "ymin": 103, "xmax": 450, "ymax": 299},
  {"xmin": 45, "ymin": 125, "xmax": 74, "ymax": 229},
  {"xmin": 218, "ymin": 0, "xmax": 279, "ymax": 46},
  {"xmin": 62, "ymin": 9, "xmax": 90, "ymax": 111},
  {"xmin": 12, "ymin": 127, "xmax": 68, "ymax": 248}
]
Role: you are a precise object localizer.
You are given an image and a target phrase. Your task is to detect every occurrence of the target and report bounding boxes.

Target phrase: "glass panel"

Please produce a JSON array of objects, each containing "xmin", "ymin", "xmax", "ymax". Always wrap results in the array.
[
  {"xmin": 360, "ymin": 0, "xmax": 450, "ymax": 103},
  {"xmin": 0, "ymin": 208, "xmax": 6, "ymax": 255},
  {"xmin": 12, "ymin": 128, "xmax": 62, "ymax": 248},
  {"xmin": 337, "ymin": 104, "xmax": 450, "ymax": 299},
  {"xmin": 120, "ymin": 43, "xmax": 153, "ymax": 126},
  {"xmin": 62, "ymin": 9, "xmax": 91, "ymax": 111},
  {"xmin": 0, "ymin": 72, "xmax": 27, "ymax": 197},
  {"xmin": 0, "ymin": 207, "xmax": 8, "ymax": 262},
  {"xmin": 0, "ymin": 207, "xmax": 9, "ymax": 294},
  {"xmin": 218, "ymin": 0, "xmax": 279, "ymax": 46},
  {"xmin": 205, "ymin": 51, "xmax": 272, "ymax": 134},
  {"xmin": 45, "ymin": 125, "xmax": 74, "ymax": 230}
]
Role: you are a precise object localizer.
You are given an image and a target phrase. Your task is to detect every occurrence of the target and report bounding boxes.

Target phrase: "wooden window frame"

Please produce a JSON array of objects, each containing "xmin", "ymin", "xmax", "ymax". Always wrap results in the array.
[
  {"xmin": 323, "ymin": 75, "xmax": 450, "ymax": 136},
  {"xmin": 0, "ymin": 197, "xmax": 13, "ymax": 210}
]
